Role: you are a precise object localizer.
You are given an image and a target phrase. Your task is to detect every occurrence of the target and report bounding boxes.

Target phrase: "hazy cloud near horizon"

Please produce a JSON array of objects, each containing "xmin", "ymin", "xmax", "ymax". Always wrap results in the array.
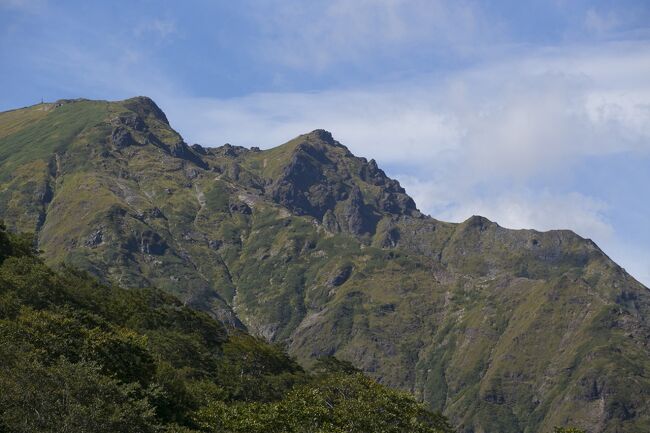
[{"xmin": 1, "ymin": 0, "xmax": 649, "ymax": 286}]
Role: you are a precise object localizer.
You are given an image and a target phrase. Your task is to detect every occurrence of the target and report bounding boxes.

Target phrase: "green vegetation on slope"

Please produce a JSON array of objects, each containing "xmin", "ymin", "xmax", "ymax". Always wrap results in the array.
[
  {"xmin": 0, "ymin": 224, "xmax": 453, "ymax": 433},
  {"xmin": 0, "ymin": 100, "xmax": 109, "ymax": 181}
]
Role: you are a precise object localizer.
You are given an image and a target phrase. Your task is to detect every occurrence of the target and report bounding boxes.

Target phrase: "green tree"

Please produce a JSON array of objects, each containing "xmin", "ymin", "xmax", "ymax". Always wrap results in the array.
[
  {"xmin": 0, "ymin": 358, "xmax": 157, "ymax": 433},
  {"xmin": 195, "ymin": 373, "xmax": 454, "ymax": 433}
]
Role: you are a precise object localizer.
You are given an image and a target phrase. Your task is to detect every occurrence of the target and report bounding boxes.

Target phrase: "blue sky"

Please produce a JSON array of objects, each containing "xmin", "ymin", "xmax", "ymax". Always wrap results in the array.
[{"xmin": 1, "ymin": 0, "xmax": 649, "ymax": 286}]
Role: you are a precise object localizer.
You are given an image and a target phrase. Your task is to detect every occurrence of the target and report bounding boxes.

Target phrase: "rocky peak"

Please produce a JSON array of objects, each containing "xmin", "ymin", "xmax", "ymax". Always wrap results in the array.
[
  {"xmin": 267, "ymin": 130, "xmax": 418, "ymax": 236},
  {"xmin": 304, "ymin": 129, "xmax": 337, "ymax": 146},
  {"xmin": 214, "ymin": 143, "xmax": 250, "ymax": 158},
  {"xmin": 461, "ymin": 215, "xmax": 497, "ymax": 232},
  {"xmin": 122, "ymin": 96, "xmax": 169, "ymax": 125},
  {"xmin": 101, "ymin": 97, "xmax": 208, "ymax": 170},
  {"xmin": 190, "ymin": 143, "xmax": 208, "ymax": 155}
]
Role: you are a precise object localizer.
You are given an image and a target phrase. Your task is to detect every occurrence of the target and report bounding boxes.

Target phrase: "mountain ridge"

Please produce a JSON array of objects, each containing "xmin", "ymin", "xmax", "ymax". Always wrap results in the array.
[{"xmin": 1, "ymin": 96, "xmax": 649, "ymax": 433}]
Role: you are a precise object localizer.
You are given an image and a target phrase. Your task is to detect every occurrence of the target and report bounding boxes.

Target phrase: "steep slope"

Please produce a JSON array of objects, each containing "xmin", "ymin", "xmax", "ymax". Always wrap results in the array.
[{"xmin": 1, "ymin": 97, "xmax": 649, "ymax": 433}]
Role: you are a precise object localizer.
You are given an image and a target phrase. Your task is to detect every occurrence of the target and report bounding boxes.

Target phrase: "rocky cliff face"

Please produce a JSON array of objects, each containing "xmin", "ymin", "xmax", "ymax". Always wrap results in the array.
[
  {"xmin": 1, "ymin": 97, "xmax": 649, "ymax": 433},
  {"xmin": 267, "ymin": 129, "xmax": 417, "ymax": 235}
]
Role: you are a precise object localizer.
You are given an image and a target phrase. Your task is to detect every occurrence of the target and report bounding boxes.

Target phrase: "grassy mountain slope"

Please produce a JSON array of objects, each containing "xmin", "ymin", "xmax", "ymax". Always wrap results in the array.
[{"xmin": 0, "ymin": 97, "xmax": 648, "ymax": 433}]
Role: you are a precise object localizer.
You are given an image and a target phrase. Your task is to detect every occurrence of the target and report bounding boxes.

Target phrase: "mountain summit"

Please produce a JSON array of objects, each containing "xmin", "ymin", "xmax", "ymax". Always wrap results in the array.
[{"xmin": 1, "ymin": 97, "xmax": 649, "ymax": 433}]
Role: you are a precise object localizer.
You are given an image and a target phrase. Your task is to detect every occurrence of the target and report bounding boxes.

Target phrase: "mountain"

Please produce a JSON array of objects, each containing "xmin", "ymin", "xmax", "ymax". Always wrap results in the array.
[{"xmin": 1, "ymin": 97, "xmax": 649, "ymax": 433}]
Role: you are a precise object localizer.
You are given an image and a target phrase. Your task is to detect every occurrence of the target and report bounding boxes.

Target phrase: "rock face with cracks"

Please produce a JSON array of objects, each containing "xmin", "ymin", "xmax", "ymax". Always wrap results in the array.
[{"xmin": 1, "ymin": 97, "xmax": 649, "ymax": 433}]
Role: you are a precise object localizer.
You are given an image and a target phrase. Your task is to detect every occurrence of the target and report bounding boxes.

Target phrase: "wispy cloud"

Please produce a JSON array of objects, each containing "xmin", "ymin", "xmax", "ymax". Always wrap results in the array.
[
  {"xmin": 585, "ymin": 8, "xmax": 621, "ymax": 34},
  {"xmin": 134, "ymin": 18, "xmax": 178, "ymax": 42},
  {"xmin": 247, "ymin": 0, "xmax": 500, "ymax": 70}
]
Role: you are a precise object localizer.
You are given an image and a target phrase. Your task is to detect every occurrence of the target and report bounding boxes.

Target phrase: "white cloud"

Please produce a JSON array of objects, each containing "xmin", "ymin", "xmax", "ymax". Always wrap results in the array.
[
  {"xmin": 161, "ymin": 89, "xmax": 467, "ymax": 178},
  {"xmin": 248, "ymin": 0, "xmax": 499, "ymax": 70},
  {"xmin": 585, "ymin": 8, "xmax": 621, "ymax": 35},
  {"xmin": 134, "ymin": 18, "xmax": 178, "ymax": 41}
]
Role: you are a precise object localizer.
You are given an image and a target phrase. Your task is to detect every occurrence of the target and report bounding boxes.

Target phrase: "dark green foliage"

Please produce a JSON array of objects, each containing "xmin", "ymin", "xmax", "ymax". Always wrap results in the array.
[
  {"xmin": 0, "ymin": 222, "xmax": 35, "ymax": 263},
  {"xmin": 194, "ymin": 374, "xmax": 454, "ymax": 433},
  {"xmin": 0, "ymin": 357, "xmax": 157, "ymax": 433},
  {"xmin": 214, "ymin": 333, "xmax": 305, "ymax": 402},
  {"xmin": 313, "ymin": 355, "xmax": 362, "ymax": 375}
]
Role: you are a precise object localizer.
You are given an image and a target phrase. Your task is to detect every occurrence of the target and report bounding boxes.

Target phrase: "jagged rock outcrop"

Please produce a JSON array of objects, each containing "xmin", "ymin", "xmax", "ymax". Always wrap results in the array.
[
  {"xmin": 122, "ymin": 96, "xmax": 170, "ymax": 125},
  {"xmin": 268, "ymin": 130, "xmax": 418, "ymax": 236},
  {"xmin": 111, "ymin": 127, "xmax": 136, "ymax": 149}
]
